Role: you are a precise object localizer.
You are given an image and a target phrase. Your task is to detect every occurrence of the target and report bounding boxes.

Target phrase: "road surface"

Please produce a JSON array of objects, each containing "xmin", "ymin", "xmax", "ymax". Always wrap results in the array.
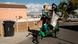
[
  {"xmin": 0, "ymin": 22, "xmax": 78, "ymax": 44},
  {"xmin": 18, "ymin": 23, "xmax": 78, "ymax": 44}
]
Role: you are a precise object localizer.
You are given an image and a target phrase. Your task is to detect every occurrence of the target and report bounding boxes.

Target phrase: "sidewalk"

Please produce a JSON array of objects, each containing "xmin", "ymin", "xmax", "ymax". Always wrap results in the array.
[
  {"xmin": 0, "ymin": 31, "xmax": 31, "ymax": 44},
  {"xmin": 0, "ymin": 28, "xmax": 78, "ymax": 44}
]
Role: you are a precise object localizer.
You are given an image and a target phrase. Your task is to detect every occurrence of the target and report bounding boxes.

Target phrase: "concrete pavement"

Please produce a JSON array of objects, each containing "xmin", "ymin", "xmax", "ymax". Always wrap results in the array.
[
  {"xmin": 0, "ymin": 31, "xmax": 30, "ymax": 44},
  {"xmin": 0, "ymin": 25, "xmax": 78, "ymax": 44},
  {"xmin": 17, "ymin": 28, "xmax": 78, "ymax": 44}
]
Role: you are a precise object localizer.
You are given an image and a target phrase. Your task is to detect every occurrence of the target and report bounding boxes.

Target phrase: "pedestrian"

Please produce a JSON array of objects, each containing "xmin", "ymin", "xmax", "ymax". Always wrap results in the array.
[{"xmin": 51, "ymin": 3, "xmax": 59, "ymax": 38}]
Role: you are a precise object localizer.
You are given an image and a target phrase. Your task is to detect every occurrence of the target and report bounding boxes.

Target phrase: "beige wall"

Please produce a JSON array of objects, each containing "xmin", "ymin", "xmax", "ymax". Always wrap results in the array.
[
  {"xmin": 0, "ymin": 8, "xmax": 27, "ymax": 20},
  {"xmin": 0, "ymin": 22, "xmax": 4, "ymax": 37},
  {"xmin": 0, "ymin": 20, "xmax": 42, "ymax": 37},
  {"xmin": 15, "ymin": 21, "xmax": 42, "ymax": 32},
  {"xmin": 0, "ymin": 23, "xmax": 2, "ymax": 37}
]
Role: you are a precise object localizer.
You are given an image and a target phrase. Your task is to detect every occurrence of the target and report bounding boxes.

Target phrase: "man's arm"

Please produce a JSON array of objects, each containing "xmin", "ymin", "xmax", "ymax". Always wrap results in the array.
[{"xmin": 35, "ymin": 17, "xmax": 42, "ymax": 25}]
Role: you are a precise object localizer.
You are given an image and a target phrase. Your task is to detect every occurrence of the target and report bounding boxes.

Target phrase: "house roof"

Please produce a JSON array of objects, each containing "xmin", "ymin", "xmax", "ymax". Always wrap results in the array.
[{"xmin": 0, "ymin": 3, "xmax": 27, "ymax": 9}]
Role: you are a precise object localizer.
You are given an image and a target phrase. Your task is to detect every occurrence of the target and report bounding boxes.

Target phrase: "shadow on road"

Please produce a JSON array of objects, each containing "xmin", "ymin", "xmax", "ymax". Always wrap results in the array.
[
  {"xmin": 60, "ymin": 25, "xmax": 78, "ymax": 31},
  {"xmin": 57, "ymin": 37, "xmax": 75, "ymax": 44},
  {"xmin": 18, "ymin": 37, "xmax": 75, "ymax": 44},
  {"xmin": 18, "ymin": 37, "xmax": 32, "ymax": 44}
]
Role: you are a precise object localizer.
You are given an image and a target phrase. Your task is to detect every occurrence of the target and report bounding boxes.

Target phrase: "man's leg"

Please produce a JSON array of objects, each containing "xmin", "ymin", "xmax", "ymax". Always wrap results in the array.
[
  {"xmin": 52, "ymin": 27, "xmax": 57, "ymax": 38},
  {"xmin": 32, "ymin": 37, "xmax": 35, "ymax": 43},
  {"xmin": 35, "ymin": 36, "xmax": 39, "ymax": 44}
]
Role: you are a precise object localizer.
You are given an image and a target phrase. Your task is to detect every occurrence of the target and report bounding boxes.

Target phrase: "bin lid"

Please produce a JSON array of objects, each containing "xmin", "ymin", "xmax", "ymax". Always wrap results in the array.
[{"xmin": 3, "ymin": 20, "xmax": 15, "ymax": 24}]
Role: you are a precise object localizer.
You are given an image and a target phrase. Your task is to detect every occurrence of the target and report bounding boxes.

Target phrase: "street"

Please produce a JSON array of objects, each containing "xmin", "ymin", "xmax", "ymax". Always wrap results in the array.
[
  {"xmin": 0, "ymin": 22, "xmax": 78, "ymax": 44},
  {"xmin": 18, "ymin": 23, "xmax": 78, "ymax": 44}
]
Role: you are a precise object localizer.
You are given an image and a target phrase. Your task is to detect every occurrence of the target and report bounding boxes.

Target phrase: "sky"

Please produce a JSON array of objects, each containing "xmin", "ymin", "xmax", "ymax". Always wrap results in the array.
[
  {"xmin": 0, "ymin": 0, "xmax": 61, "ymax": 15},
  {"xmin": 0, "ymin": 0, "xmax": 60, "ymax": 5}
]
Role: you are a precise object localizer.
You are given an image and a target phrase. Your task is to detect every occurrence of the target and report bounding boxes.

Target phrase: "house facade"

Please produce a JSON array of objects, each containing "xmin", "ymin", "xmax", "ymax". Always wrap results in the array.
[
  {"xmin": 0, "ymin": 3, "xmax": 28, "ymax": 37},
  {"xmin": 0, "ymin": 3, "xmax": 27, "ymax": 21}
]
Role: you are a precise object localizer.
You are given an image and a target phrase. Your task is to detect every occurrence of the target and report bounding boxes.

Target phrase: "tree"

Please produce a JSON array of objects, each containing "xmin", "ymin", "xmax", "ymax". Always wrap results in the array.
[
  {"xmin": 58, "ymin": 2, "xmax": 68, "ymax": 21},
  {"xmin": 58, "ymin": 0, "xmax": 78, "ymax": 21}
]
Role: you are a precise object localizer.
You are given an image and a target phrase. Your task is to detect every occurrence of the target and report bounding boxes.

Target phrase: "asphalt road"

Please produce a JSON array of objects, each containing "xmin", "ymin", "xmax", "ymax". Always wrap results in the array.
[{"xmin": 18, "ymin": 23, "xmax": 78, "ymax": 44}]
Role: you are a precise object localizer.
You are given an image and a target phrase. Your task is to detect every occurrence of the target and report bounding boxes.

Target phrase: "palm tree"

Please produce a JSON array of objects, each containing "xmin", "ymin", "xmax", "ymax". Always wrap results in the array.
[
  {"xmin": 58, "ymin": 2, "xmax": 68, "ymax": 21},
  {"xmin": 58, "ymin": 0, "xmax": 78, "ymax": 21}
]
